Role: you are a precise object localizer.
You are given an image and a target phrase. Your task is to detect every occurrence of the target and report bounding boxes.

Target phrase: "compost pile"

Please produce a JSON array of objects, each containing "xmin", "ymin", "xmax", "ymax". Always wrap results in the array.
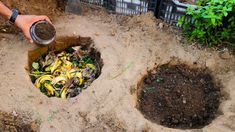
[{"xmin": 30, "ymin": 46, "xmax": 101, "ymax": 99}]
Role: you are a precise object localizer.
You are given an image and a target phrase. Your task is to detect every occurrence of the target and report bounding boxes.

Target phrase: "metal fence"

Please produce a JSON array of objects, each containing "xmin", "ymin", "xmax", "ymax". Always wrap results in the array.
[
  {"xmin": 157, "ymin": 0, "xmax": 196, "ymax": 26},
  {"xmin": 81, "ymin": 0, "xmax": 195, "ymax": 26},
  {"xmin": 81, "ymin": 0, "xmax": 158, "ymax": 14}
]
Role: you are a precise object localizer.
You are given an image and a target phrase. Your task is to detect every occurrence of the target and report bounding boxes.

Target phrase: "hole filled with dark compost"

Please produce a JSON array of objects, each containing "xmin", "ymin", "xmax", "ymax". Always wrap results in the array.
[
  {"xmin": 28, "ymin": 36, "xmax": 103, "ymax": 99},
  {"xmin": 137, "ymin": 64, "xmax": 221, "ymax": 129}
]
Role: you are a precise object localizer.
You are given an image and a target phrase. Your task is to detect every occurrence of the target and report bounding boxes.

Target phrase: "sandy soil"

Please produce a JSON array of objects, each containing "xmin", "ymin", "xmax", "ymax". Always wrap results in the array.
[{"xmin": 0, "ymin": 3, "xmax": 235, "ymax": 132}]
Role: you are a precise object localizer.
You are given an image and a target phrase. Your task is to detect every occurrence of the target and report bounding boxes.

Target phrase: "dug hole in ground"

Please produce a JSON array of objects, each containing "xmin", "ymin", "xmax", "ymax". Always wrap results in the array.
[{"xmin": 0, "ymin": 1, "xmax": 235, "ymax": 131}]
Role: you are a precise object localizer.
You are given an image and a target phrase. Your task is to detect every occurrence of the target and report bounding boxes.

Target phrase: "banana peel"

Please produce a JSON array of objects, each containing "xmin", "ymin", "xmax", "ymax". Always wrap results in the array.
[
  {"xmin": 51, "ymin": 59, "xmax": 62, "ymax": 73},
  {"xmin": 52, "ymin": 75, "xmax": 67, "ymax": 85},
  {"xmin": 35, "ymin": 75, "xmax": 53, "ymax": 88},
  {"xmin": 61, "ymin": 87, "xmax": 68, "ymax": 99},
  {"xmin": 45, "ymin": 65, "xmax": 52, "ymax": 72},
  {"xmin": 53, "ymin": 68, "xmax": 63, "ymax": 76},
  {"xmin": 55, "ymin": 91, "xmax": 60, "ymax": 97},
  {"xmin": 86, "ymin": 64, "xmax": 96, "ymax": 70},
  {"xmin": 76, "ymin": 72, "xmax": 84, "ymax": 85},
  {"xmin": 63, "ymin": 60, "xmax": 73, "ymax": 70},
  {"xmin": 66, "ymin": 70, "xmax": 74, "ymax": 79},
  {"xmin": 44, "ymin": 83, "xmax": 55, "ymax": 96},
  {"xmin": 42, "ymin": 52, "xmax": 56, "ymax": 68},
  {"xmin": 57, "ymin": 51, "xmax": 66, "ymax": 57},
  {"xmin": 67, "ymin": 69, "xmax": 79, "ymax": 78},
  {"xmin": 31, "ymin": 71, "xmax": 50, "ymax": 76},
  {"xmin": 66, "ymin": 70, "xmax": 84, "ymax": 85}
]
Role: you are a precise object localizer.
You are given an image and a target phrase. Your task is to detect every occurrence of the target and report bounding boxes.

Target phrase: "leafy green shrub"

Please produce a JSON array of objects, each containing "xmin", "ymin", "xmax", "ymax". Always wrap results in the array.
[{"xmin": 179, "ymin": 0, "xmax": 235, "ymax": 47}]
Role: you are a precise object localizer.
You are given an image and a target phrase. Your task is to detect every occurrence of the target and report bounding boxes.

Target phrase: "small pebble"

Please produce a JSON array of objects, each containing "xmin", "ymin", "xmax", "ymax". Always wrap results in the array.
[
  {"xmin": 159, "ymin": 23, "xmax": 164, "ymax": 29},
  {"xmin": 219, "ymin": 52, "xmax": 230, "ymax": 59},
  {"xmin": 183, "ymin": 98, "xmax": 186, "ymax": 104},
  {"xmin": 12, "ymin": 110, "xmax": 18, "ymax": 116}
]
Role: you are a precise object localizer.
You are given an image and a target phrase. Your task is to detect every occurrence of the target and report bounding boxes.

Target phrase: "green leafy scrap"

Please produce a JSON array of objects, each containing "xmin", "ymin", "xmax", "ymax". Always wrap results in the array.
[
  {"xmin": 71, "ymin": 56, "xmax": 80, "ymax": 65},
  {"xmin": 82, "ymin": 56, "xmax": 94, "ymax": 64},
  {"xmin": 40, "ymin": 85, "xmax": 49, "ymax": 97},
  {"xmin": 32, "ymin": 62, "xmax": 40, "ymax": 70},
  {"xmin": 65, "ymin": 47, "xmax": 75, "ymax": 53},
  {"xmin": 143, "ymin": 87, "xmax": 156, "ymax": 93},
  {"xmin": 156, "ymin": 76, "xmax": 164, "ymax": 83}
]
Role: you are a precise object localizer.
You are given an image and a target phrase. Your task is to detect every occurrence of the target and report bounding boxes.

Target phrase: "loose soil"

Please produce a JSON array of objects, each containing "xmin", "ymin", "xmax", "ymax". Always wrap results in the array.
[
  {"xmin": 0, "ymin": 2, "xmax": 234, "ymax": 132},
  {"xmin": 34, "ymin": 22, "xmax": 56, "ymax": 40},
  {"xmin": 138, "ymin": 64, "xmax": 221, "ymax": 129},
  {"xmin": 0, "ymin": 111, "xmax": 39, "ymax": 132}
]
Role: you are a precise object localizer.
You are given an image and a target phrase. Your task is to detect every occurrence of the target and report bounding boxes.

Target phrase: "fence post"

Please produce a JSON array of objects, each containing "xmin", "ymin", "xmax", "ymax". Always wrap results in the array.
[
  {"xmin": 154, "ymin": 0, "xmax": 162, "ymax": 17},
  {"xmin": 103, "ymin": 0, "xmax": 116, "ymax": 11}
]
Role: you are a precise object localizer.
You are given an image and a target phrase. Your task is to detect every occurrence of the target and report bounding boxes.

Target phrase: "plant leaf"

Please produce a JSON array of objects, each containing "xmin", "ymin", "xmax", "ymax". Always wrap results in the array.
[{"xmin": 32, "ymin": 62, "xmax": 40, "ymax": 70}]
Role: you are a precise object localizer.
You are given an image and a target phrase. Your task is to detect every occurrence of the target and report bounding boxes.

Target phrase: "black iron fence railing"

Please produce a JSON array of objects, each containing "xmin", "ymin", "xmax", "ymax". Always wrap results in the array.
[
  {"xmin": 81, "ymin": 0, "xmax": 196, "ymax": 26},
  {"xmin": 81, "ymin": 0, "xmax": 158, "ymax": 14}
]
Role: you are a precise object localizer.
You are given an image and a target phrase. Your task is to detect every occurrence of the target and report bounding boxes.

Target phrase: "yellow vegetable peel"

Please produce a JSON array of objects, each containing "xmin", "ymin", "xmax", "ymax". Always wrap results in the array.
[
  {"xmin": 61, "ymin": 87, "xmax": 68, "ymax": 99},
  {"xmin": 44, "ymin": 83, "xmax": 55, "ymax": 95},
  {"xmin": 35, "ymin": 75, "xmax": 53, "ymax": 89}
]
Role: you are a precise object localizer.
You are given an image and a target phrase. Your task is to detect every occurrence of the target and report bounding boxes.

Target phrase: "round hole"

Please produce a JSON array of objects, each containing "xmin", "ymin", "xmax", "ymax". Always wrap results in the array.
[
  {"xmin": 28, "ymin": 36, "xmax": 103, "ymax": 98},
  {"xmin": 137, "ymin": 64, "xmax": 221, "ymax": 129}
]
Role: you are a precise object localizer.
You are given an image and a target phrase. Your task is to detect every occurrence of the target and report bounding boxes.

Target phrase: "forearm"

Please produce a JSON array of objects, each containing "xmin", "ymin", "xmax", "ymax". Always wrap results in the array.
[
  {"xmin": 0, "ymin": 1, "xmax": 12, "ymax": 20},
  {"xmin": 0, "ymin": 1, "xmax": 52, "ymax": 43}
]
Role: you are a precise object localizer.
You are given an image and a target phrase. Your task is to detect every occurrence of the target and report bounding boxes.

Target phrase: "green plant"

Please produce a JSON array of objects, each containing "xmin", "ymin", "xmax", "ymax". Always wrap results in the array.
[
  {"xmin": 156, "ymin": 76, "xmax": 164, "ymax": 83},
  {"xmin": 179, "ymin": 0, "xmax": 235, "ymax": 47}
]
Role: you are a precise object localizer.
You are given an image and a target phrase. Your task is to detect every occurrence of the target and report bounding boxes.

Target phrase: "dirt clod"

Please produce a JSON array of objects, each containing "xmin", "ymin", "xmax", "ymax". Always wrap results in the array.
[{"xmin": 138, "ymin": 64, "xmax": 221, "ymax": 129}]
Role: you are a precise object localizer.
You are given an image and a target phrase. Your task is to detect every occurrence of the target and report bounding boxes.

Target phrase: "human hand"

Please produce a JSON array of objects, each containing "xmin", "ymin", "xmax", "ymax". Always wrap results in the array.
[{"xmin": 15, "ymin": 15, "xmax": 52, "ymax": 43}]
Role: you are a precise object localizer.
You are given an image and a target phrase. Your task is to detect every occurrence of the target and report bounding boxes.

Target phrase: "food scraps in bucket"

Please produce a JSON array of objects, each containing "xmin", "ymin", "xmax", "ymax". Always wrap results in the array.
[{"xmin": 30, "ymin": 46, "xmax": 100, "ymax": 98}]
